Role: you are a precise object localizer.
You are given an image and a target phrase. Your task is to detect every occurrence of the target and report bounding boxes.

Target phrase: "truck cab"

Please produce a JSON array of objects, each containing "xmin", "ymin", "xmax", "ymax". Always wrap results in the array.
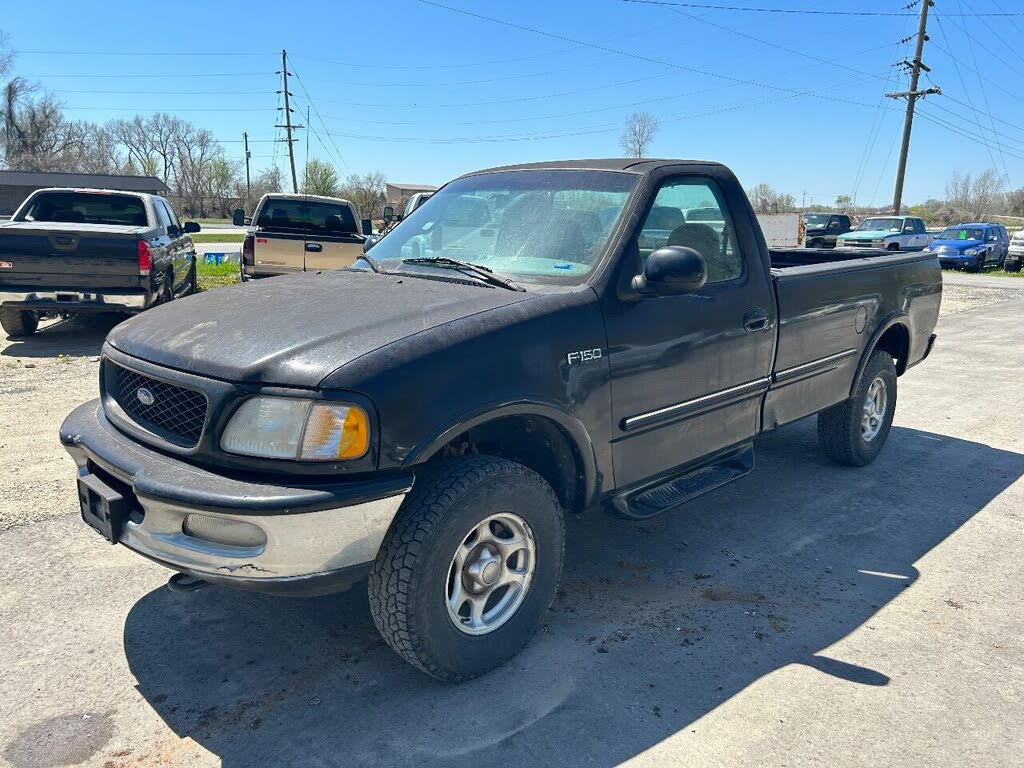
[{"xmin": 237, "ymin": 193, "xmax": 366, "ymax": 280}]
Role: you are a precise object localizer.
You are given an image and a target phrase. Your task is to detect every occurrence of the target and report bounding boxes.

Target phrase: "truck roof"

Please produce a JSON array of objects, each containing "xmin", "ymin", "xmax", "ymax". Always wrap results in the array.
[
  {"xmin": 260, "ymin": 192, "xmax": 355, "ymax": 206},
  {"xmin": 462, "ymin": 158, "xmax": 724, "ymax": 176},
  {"xmin": 30, "ymin": 187, "xmax": 157, "ymax": 198}
]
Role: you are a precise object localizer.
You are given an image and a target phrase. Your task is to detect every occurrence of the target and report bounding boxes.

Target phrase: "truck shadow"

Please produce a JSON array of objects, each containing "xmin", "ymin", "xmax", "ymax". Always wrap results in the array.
[
  {"xmin": 0, "ymin": 313, "xmax": 123, "ymax": 358},
  {"xmin": 121, "ymin": 420, "xmax": 1024, "ymax": 767}
]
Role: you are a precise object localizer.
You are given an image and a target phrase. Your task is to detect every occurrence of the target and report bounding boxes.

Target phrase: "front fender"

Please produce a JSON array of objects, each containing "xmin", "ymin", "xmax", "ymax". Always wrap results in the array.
[{"xmin": 403, "ymin": 399, "xmax": 602, "ymax": 509}]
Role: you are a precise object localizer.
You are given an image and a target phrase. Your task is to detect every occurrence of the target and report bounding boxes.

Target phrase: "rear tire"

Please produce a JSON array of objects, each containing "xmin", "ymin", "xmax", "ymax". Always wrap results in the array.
[
  {"xmin": 160, "ymin": 270, "xmax": 174, "ymax": 303},
  {"xmin": 0, "ymin": 307, "xmax": 39, "ymax": 338},
  {"xmin": 817, "ymin": 350, "xmax": 897, "ymax": 467},
  {"xmin": 369, "ymin": 456, "xmax": 565, "ymax": 682}
]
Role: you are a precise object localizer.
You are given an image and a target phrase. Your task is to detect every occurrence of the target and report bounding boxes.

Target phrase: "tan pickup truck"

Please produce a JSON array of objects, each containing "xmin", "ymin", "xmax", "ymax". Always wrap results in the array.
[{"xmin": 235, "ymin": 193, "xmax": 367, "ymax": 279}]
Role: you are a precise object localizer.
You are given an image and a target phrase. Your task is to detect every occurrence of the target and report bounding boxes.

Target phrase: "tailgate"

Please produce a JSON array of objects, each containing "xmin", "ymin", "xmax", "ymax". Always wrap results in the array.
[{"xmin": 0, "ymin": 224, "xmax": 146, "ymax": 289}]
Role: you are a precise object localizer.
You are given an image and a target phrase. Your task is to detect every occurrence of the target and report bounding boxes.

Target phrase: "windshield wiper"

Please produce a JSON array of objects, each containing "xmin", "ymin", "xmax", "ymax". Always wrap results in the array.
[
  {"xmin": 358, "ymin": 250, "xmax": 387, "ymax": 274},
  {"xmin": 401, "ymin": 257, "xmax": 525, "ymax": 292}
]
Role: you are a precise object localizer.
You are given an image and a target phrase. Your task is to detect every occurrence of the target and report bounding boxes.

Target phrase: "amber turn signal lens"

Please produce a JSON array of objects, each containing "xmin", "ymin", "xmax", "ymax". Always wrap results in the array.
[{"xmin": 300, "ymin": 403, "xmax": 370, "ymax": 460}]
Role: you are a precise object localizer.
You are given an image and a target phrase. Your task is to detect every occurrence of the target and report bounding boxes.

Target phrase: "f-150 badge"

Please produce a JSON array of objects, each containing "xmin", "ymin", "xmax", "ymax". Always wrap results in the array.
[{"xmin": 567, "ymin": 349, "xmax": 603, "ymax": 364}]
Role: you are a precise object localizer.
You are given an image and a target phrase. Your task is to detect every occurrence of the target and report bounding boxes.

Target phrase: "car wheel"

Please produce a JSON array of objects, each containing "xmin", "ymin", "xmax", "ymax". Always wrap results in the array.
[
  {"xmin": 369, "ymin": 455, "xmax": 565, "ymax": 682},
  {"xmin": 1006, "ymin": 260, "xmax": 1022, "ymax": 273},
  {"xmin": 817, "ymin": 349, "xmax": 897, "ymax": 467},
  {"xmin": 808, "ymin": 239, "xmax": 822, "ymax": 249},
  {"xmin": 0, "ymin": 307, "xmax": 39, "ymax": 338},
  {"xmin": 160, "ymin": 269, "xmax": 174, "ymax": 303},
  {"xmin": 887, "ymin": 242, "xmax": 900, "ymax": 251}
]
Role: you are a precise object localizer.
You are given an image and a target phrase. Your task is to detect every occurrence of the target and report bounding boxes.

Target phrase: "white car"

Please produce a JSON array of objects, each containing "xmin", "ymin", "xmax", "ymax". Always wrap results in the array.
[
  {"xmin": 1006, "ymin": 229, "xmax": 1024, "ymax": 272},
  {"xmin": 837, "ymin": 216, "xmax": 933, "ymax": 251}
]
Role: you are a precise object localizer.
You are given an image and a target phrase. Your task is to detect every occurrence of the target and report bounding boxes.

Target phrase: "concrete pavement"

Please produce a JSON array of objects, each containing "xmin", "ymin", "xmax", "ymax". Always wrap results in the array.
[{"xmin": 1, "ymin": 282, "xmax": 1023, "ymax": 767}]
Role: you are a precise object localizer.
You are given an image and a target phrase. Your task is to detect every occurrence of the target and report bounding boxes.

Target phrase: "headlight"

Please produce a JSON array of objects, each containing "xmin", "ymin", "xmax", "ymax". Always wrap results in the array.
[
  {"xmin": 221, "ymin": 397, "xmax": 369, "ymax": 460},
  {"xmin": 963, "ymin": 248, "xmax": 981, "ymax": 255}
]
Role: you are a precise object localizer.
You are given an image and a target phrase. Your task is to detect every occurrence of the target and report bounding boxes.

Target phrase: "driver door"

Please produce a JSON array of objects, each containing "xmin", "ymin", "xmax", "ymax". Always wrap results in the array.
[{"xmin": 603, "ymin": 176, "xmax": 776, "ymax": 489}]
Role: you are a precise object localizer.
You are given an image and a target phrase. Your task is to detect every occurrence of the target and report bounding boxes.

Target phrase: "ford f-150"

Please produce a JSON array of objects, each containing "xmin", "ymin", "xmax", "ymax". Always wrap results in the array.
[{"xmin": 61, "ymin": 158, "xmax": 941, "ymax": 682}]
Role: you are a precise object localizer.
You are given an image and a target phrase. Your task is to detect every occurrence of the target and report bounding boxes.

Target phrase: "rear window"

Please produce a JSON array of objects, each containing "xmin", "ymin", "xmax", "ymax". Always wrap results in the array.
[
  {"xmin": 17, "ymin": 191, "xmax": 149, "ymax": 226},
  {"xmin": 256, "ymin": 198, "xmax": 357, "ymax": 234}
]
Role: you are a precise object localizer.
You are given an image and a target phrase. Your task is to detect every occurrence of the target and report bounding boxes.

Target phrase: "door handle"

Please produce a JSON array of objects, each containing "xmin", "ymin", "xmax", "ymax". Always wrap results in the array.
[
  {"xmin": 305, "ymin": 243, "xmax": 323, "ymax": 252},
  {"xmin": 743, "ymin": 308, "xmax": 770, "ymax": 332}
]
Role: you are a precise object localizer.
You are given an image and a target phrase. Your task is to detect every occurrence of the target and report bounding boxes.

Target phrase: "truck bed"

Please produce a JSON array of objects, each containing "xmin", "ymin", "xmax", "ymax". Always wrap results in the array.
[{"xmin": 762, "ymin": 247, "xmax": 942, "ymax": 430}]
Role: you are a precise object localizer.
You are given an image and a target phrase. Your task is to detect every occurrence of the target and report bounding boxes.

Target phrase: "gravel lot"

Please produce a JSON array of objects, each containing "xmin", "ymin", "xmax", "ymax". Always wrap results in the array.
[{"xmin": 1, "ymin": 276, "xmax": 1023, "ymax": 768}]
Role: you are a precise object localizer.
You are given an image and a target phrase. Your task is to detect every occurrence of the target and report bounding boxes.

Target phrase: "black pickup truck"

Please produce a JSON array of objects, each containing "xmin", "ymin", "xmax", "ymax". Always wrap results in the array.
[
  {"xmin": 0, "ymin": 188, "xmax": 200, "ymax": 337},
  {"xmin": 60, "ymin": 159, "xmax": 941, "ymax": 682},
  {"xmin": 803, "ymin": 212, "xmax": 852, "ymax": 248}
]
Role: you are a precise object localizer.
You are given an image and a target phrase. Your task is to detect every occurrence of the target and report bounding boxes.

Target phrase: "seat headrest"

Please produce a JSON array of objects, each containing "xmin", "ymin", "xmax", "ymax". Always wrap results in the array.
[
  {"xmin": 646, "ymin": 206, "xmax": 686, "ymax": 231},
  {"xmin": 667, "ymin": 223, "xmax": 720, "ymax": 258}
]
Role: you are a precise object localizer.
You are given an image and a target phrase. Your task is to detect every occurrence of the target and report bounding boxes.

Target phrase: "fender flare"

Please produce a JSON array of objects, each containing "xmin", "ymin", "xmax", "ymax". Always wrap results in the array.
[
  {"xmin": 403, "ymin": 400, "xmax": 602, "ymax": 509},
  {"xmin": 850, "ymin": 312, "xmax": 910, "ymax": 396}
]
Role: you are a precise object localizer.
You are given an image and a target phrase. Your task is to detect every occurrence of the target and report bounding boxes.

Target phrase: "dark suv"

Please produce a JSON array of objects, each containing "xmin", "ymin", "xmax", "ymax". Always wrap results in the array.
[{"xmin": 803, "ymin": 213, "xmax": 852, "ymax": 249}]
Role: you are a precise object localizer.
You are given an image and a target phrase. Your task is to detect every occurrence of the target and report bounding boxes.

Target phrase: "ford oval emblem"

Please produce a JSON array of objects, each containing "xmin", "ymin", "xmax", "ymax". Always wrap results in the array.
[{"xmin": 136, "ymin": 387, "xmax": 155, "ymax": 406}]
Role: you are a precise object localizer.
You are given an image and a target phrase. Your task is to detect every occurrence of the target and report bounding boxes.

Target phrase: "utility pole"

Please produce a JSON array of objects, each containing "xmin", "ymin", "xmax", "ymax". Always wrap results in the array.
[
  {"xmin": 242, "ymin": 131, "xmax": 251, "ymax": 207},
  {"xmin": 888, "ymin": 0, "xmax": 940, "ymax": 214},
  {"xmin": 276, "ymin": 49, "xmax": 303, "ymax": 194}
]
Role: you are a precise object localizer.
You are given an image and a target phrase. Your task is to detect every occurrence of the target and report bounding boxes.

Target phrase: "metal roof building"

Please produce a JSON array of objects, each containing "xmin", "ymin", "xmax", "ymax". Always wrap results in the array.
[{"xmin": 0, "ymin": 171, "xmax": 169, "ymax": 215}]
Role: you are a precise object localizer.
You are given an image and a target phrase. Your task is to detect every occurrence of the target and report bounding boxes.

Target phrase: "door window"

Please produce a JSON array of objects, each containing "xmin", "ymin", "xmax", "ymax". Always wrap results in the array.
[
  {"xmin": 161, "ymin": 200, "xmax": 182, "ymax": 231},
  {"xmin": 637, "ymin": 178, "xmax": 744, "ymax": 283}
]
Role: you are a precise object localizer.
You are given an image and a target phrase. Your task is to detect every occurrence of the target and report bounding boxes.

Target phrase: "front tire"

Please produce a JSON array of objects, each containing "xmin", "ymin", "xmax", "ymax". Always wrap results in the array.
[
  {"xmin": 369, "ymin": 456, "xmax": 565, "ymax": 682},
  {"xmin": 181, "ymin": 259, "xmax": 197, "ymax": 296},
  {"xmin": 0, "ymin": 307, "xmax": 39, "ymax": 338},
  {"xmin": 817, "ymin": 350, "xmax": 897, "ymax": 466}
]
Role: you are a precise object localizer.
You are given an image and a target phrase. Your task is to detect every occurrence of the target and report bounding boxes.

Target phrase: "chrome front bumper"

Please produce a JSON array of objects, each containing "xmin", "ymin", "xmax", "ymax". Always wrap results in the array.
[
  {"xmin": 0, "ymin": 288, "xmax": 148, "ymax": 312},
  {"xmin": 61, "ymin": 399, "xmax": 411, "ymax": 596}
]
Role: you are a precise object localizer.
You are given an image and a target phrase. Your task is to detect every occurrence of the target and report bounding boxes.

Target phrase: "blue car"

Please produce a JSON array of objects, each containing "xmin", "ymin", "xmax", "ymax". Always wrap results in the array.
[{"xmin": 926, "ymin": 222, "xmax": 1010, "ymax": 272}]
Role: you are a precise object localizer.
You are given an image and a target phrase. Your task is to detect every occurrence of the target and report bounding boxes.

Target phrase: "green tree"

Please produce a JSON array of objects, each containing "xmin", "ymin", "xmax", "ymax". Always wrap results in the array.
[{"xmin": 302, "ymin": 158, "xmax": 340, "ymax": 197}]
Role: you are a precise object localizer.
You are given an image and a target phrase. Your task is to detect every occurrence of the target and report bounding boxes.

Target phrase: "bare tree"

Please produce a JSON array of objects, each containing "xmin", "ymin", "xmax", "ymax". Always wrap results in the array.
[
  {"xmin": 942, "ymin": 169, "xmax": 1005, "ymax": 223},
  {"xmin": 619, "ymin": 112, "xmax": 658, "ymax": 159},
  {"xmin": 301, "ymin": 158, "xmax": 340, "ymax": 197},
  {"xmin": 236, "ymin": 166, "xmax": 283, "ymax": 211},
  {"xmin": 340, "ymin": 171, "xmax": 387, "ymax": 221},
  {"xmin": 746, "ymin": 183, "xmax": 796, "ymax": 214}
]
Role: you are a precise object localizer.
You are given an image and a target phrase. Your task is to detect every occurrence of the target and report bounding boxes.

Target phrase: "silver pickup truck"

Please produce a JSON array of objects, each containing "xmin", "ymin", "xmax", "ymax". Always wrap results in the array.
[{"xmin": 235, "ymin": 193, "xmax": 367, "ymax": 280}]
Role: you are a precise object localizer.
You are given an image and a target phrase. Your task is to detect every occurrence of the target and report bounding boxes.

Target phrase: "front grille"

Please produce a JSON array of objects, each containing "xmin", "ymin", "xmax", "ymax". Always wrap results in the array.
[{"xmin": 108, "ymin": 361, "xmax": 208, "ymax": 446}]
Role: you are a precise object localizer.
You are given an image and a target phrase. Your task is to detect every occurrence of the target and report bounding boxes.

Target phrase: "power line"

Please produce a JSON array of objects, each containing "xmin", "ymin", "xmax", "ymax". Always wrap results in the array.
[
  {"xmin": 19, "ymin": 50, "xmax": 275, "ymax": 56},
  {"xmin": 413, "ymin": 0, "xmax": 905, "ymax": 102},
  {"xmin": 287, "ymin": 58, "xmax": 351, "ymax": 172},
  {"xmin": 915, "ymin": 110, "xmax": 1024, "ymax": 161},
  {"xmin": 619, "ymin": 0, "xmax": 1024, "ymax": 14},
  {"xmin": 19, "ymin": 72, "xmax": 276, "ymax": 79},
  {"xmin": 931, "ymin": 12, "xmax": 999, "ymax": 170}
]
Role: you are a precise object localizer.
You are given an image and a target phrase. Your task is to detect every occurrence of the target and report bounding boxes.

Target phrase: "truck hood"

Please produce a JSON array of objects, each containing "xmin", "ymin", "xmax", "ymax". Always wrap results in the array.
[
  {"xmin": 107, "ymin": 269, "xmax": 534, "ymax": 387},
  {"xmin": 839, "ymin": 231, "xmax": 893, "ymax": 241}
]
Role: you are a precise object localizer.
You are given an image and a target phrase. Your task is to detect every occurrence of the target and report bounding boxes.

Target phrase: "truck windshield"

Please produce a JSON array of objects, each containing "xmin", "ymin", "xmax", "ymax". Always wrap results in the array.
[
  {"xmin": 938, "ymin": 227, "xmax": 985, "ymax": 241},
  {"xmin": 855, "ymin": 217, "xmax": 903, "ymax": 232},
  {"xmin": 366, "ymin": 170, "xmax": 639, "ymax": 287},
  {"xmin": 16, "ymin": 191, "xmax": 149, "ymax": 227},
  {"xmin": 803, "ymin": 214, "xmax": 829, "ymax": 226}
]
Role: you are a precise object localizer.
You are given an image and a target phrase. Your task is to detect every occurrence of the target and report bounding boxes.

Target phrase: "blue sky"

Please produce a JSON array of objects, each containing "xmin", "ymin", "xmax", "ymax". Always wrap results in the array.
[{"xmin": 3, "ymin": 0, "xmax": 1022, "ymax": 206}]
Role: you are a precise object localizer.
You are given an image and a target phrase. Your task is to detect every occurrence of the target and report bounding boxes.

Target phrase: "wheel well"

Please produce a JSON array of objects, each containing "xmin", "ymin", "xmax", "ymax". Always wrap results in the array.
[
  {"xmin": 434, "ymin": 415, "xmax": 586, "ymax": 512},
  {"xmin": 874, "ymin": 322, "xmax": 910, "ymax": 374}
]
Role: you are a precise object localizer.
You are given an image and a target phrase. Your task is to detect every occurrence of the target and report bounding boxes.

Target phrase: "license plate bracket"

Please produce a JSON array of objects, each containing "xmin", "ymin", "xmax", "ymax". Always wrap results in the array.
[{"xmin": 77, "ymin": 473, "xmax": 127, "ymax": 544}]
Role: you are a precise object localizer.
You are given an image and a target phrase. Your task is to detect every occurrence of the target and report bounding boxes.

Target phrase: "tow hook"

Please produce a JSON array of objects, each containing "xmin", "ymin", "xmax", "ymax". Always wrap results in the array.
[{"xmin": 166, "ymin": 572, "xmax": 210, "ymax": 594}]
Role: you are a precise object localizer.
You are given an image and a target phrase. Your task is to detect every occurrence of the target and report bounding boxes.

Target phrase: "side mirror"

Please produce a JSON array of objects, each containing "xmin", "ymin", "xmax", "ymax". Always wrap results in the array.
[
  {"xmin": 361, "ymin": 218, "xmax": 372, "ymax": 236},
  {"xmin": 632, "ymin": 246, "xmax": 707, "ymax": 296},
  {"xmin": 363, "ymin": 234, "xmax": 381, "ymax": 252},
  {"xmin": 183, "ymin": 221, "xmax": 201, "ymax": 234},
  {"xmin": 383, "ymin": 206, "xmax": 394, "ymax": 224},
  {"xmin": 232, "ymin": 208, "xmax": 245, "ymax": 227}
]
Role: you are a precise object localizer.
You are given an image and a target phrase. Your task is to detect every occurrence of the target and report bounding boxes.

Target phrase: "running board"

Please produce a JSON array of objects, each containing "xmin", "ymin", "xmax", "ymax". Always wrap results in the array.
[{"xmin": 611, "ymin": 444, "xmax": 755, "ymax": 520}]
